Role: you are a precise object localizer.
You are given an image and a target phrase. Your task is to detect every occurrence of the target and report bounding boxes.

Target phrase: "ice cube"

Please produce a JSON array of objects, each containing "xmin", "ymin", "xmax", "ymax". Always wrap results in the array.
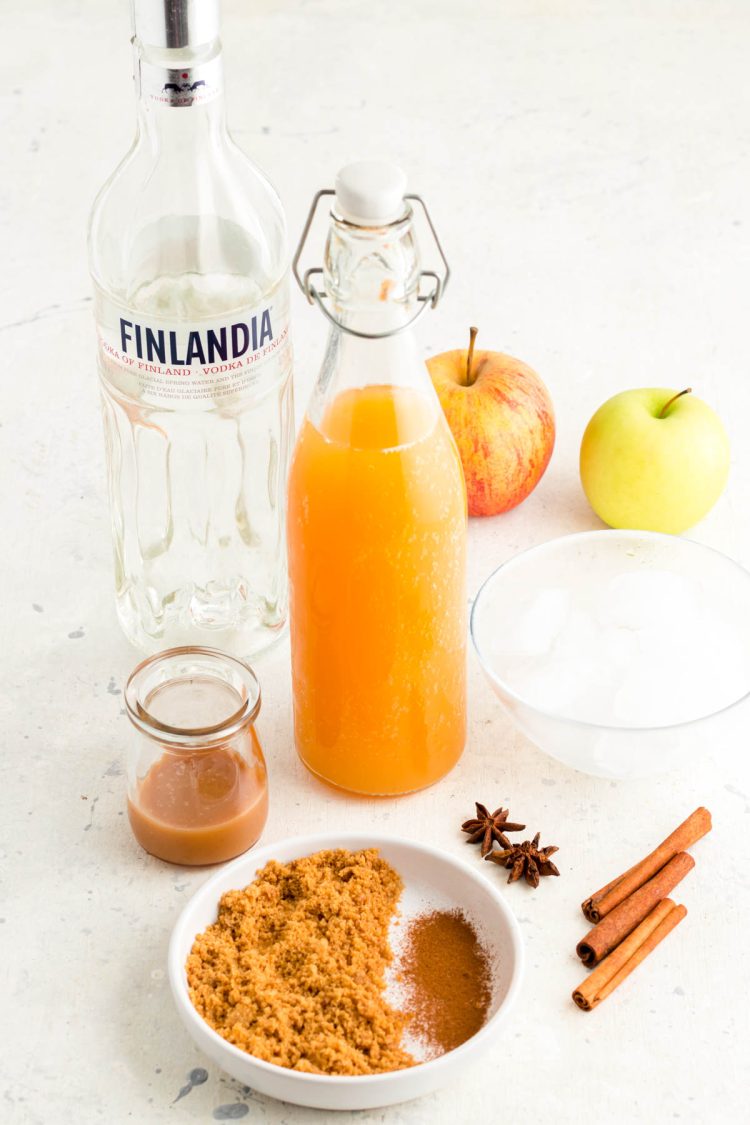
[
  {"xmin": 513, "ymin": 655, "xmax": 610, "ymax": 719},
  {"xmin": 597, "ymin": 569, "xmax": 699, "ymax": 631},
  {"xmin": 598, "ymin": 626, "xmax": 638, "ymax": 669},
  {"xmin": 634, "ymin": 623, "xmax": 696, "ymax": 670},
  {"xmin": 692, "ymin": 615, "xmax": 750, "ymax": 711},
  {"xmin": 613, "ymin": 661, "xmax": 689, "ymax": 726},
  {"xmin": 554, "ymin": 606, "xmax": 600, "ymax": 659},
  {"xmin": 614, "ymin": 627, "xmax": 743, "ymax": 724},
  {"xmin": 505, "ymin": 587, "xmax": 572, "ymax": 656}
]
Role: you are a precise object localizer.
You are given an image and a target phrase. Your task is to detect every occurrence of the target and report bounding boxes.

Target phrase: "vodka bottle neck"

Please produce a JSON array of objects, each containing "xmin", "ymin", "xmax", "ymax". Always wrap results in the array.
[{"xmin": 134, "ymin": 37, "xmax": 227, "ymax": 145}]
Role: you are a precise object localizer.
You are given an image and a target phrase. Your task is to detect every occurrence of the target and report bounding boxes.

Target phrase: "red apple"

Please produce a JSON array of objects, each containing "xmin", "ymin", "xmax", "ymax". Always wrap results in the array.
[{"xmin": 427, "ymin": 328, "xmax": 555, "ymax": 517}]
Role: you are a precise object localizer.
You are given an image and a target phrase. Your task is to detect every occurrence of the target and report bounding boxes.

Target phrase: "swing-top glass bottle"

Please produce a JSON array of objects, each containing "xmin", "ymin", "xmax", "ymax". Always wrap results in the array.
[
  {"xmin": 88, "ymin": 0, "xmax": 293, "ymax": 658},
  {"xmin": 288, "ymin": 162, "xmax": 468, "ymax": 796}
]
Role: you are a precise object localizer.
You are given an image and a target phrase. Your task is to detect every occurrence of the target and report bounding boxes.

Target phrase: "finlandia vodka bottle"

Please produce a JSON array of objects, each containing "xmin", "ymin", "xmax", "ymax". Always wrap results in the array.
[{"xmin": 88, "ymin": 0, "xmax": 293, "ymax": 657}]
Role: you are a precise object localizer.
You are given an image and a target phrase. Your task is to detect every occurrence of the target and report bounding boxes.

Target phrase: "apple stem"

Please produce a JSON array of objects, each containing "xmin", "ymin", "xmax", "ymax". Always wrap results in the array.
[
  {"xmin": 658, "ymin": 388, "xmax": 692, "ymax": 418},
  {"xmin": 465, "ymin": 326, "xmax": 479, "ymax": 387}
]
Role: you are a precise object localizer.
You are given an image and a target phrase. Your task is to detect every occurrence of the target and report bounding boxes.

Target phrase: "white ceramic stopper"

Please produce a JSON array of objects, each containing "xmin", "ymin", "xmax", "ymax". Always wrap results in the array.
[{"xmin": 334, "ymin": 161, "xmax": 408, "ymax": 226}]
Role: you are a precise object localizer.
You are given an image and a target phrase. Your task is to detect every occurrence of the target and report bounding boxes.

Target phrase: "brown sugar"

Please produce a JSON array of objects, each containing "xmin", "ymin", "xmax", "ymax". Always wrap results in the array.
[
  {"xmin": 398, "ymin": 909, "xmax": 492, "ymax": 1055},
  {"xmin": 186, "ymin": 848, "xmax": 415, "ymax": 1075}
]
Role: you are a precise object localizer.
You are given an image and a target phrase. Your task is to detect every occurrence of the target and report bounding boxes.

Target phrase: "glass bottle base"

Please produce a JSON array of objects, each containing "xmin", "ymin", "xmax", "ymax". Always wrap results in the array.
[
  {"xmin": 296, "ymin": 748, "xmax": 465, "ymax": 798},
  {"xmin": 116, "ymin": 596, "xmax": 288, "ymax": 662}
]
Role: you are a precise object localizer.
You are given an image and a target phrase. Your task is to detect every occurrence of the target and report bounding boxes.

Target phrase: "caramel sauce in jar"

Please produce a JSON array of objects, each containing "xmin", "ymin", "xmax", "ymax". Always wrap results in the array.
[{"xmin": 125, "ymin": 648, "xmax": 268, "ymax": 865}]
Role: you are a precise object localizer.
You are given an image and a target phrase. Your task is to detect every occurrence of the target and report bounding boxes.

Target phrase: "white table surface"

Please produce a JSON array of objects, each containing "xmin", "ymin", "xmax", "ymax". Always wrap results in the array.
[{"xmin": 3, "ymin": 1, "xmax": 750, "ymax": 1122}]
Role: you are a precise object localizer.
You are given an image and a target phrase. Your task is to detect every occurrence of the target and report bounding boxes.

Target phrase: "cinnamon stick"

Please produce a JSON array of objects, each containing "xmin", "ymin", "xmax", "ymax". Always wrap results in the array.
[
  {"xmin": 581, "ymin": 807, "xmax": 711, "ymax": 923},
  {"xmin": 576, "ymin": 852, "xmax": 693, "ymax": 966},
  {"xmin": 573, "ymin": 899, "xmax": 687, "ymax": 1011}
]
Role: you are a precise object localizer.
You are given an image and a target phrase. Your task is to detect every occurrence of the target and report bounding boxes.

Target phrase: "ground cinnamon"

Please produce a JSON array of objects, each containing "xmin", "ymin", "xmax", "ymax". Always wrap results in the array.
[{"xmin": 398, "ymin": 909, "xmax": 492, "ymax": 1056}]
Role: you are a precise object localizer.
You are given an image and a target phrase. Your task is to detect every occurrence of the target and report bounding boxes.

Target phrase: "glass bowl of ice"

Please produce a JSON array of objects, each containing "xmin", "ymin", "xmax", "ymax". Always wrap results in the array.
[{"xmin": 471, "ymin": 530, "xmax": 750, "ymax": 779}]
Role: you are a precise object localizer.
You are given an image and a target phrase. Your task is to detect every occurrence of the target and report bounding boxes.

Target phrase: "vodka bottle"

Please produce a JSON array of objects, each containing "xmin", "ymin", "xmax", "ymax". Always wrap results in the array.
[{"xmin": 88, "ymin": 0, "xmax": 293, "ymax": 657}]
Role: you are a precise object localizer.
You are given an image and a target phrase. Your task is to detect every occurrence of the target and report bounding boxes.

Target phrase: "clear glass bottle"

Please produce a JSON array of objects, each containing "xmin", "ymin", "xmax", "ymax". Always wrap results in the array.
[
  {"xmin": 125, "ymin": 646, "xmax": 268, "ymax": 865},
  {"xmin": 88, "ymin": 0, "xmax": 293, "ymax": 658},
  {"xmin": 287, "ymin": 162, "xmax": 467, "ymax": 796}
]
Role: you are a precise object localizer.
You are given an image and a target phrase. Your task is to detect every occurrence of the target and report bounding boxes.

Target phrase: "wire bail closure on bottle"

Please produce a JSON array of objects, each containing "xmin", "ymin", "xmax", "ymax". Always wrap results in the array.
[{"xmin": 292, "ymin": 189, "xmax": 451, "ymax": 340}]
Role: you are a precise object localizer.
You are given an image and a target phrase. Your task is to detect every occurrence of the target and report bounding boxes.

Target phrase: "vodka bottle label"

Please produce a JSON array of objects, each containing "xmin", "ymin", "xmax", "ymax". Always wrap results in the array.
[
  {"xmin": 95, "ymin": 278, "xmax": 291, "ymax": 407},
  {"xmin": 137, "ymin": 55, "xmax": 223, "ymax": 108}
]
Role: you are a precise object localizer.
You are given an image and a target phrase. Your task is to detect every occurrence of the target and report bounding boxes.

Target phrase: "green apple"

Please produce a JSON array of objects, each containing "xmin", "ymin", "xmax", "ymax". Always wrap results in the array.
[{"xmin": 580, "ymin": 388, "xmax": 730, "ymax": 534}]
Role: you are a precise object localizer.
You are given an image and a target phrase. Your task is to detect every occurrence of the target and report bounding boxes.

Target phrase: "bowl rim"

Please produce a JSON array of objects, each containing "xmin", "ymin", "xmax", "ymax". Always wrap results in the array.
[
  {"xmin": 470, "ymin": 527, "xmax": 750, "ymax": 734},
  {"xmin": 168, "ymin": 831, "xmax": 525, "ymax": 1088}
]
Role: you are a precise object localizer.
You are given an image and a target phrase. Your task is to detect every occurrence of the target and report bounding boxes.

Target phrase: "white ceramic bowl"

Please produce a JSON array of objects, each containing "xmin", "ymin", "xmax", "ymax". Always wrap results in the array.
[
  {"xmin": 471, "ymin": 529, "xmax": 750, "ymax": 779},
  {"xmin": 168, "ymin": 833, "xmax": 524, "ymax": 1111}
]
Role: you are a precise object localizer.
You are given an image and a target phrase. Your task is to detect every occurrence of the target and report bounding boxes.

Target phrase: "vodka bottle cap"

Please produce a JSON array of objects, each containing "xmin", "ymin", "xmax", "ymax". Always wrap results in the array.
[
  {"xmin": 334, "ymin": 161, "xmax": 408, "ymax": 227},
  {"xmin": 132, "ymin": 0, "xmax": 220, "ymax": 49}
]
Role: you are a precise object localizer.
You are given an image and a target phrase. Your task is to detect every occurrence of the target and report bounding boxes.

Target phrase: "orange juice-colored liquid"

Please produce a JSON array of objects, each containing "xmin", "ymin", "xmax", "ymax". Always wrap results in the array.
[{"xmin": 287, "ymin": 384, "xmax": 467, "ymax": 795}]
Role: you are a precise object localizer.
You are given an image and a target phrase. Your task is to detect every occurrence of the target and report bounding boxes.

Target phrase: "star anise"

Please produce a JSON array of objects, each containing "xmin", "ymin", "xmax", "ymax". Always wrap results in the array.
[
  {"xmin": 461, "ymin": 802, "xmax": 525, "ymax": 856},
  {"xmin": 485, "ymin": 832, "xmax": 560, "ymax": 888}
]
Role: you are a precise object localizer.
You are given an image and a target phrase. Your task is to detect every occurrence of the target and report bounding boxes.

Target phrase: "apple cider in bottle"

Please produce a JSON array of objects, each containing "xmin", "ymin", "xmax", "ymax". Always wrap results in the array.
[
  {"xmin": 287, "ymin": 162, "xmax": 467, "ymax": 795},
  {"xmin": 88, "ymin": 0, "xmax": 293, "ymax": 658}
]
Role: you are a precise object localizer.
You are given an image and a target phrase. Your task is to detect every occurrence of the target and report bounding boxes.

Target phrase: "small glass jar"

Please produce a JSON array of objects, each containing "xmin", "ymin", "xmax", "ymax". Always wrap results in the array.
[{"xmin": 124, "ymin": 646, "xmax": 268, "ymax": 865}]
